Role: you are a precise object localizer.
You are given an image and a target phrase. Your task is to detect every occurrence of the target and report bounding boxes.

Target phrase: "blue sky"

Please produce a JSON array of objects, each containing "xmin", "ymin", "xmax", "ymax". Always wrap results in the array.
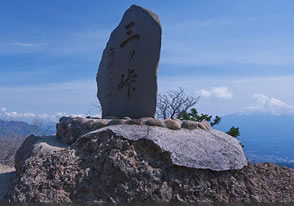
[{"xmin": 1, "ymin": 0, "xmax": 294, "ymax": 121}]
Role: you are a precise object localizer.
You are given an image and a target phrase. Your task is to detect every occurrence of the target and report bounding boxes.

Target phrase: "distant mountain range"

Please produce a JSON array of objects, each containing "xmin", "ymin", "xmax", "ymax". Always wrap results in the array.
[
  {"xmin": 215, "ymin": 111, "xmax": 294, "ymax": 169},
  {"xmin": 0, "ymin": 119, "xmax": 56, "ymax": 139}
]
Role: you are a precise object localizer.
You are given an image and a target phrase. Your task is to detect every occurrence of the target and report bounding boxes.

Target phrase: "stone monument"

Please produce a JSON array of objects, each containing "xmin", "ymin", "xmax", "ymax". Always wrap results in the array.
[{"xmin": 97, "ymin": 5, "xmax": 162, "ymax": 119}]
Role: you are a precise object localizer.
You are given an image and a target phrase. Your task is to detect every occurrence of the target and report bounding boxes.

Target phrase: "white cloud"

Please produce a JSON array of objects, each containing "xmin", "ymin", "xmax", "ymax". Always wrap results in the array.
[
  {"xmin": 0, "ymin": 107, "xmax": 100, "ymax": 124},
  {"xmin": 199, "ymin": 89, "xmax": 211, "ymax": 97},
  {"xmin": 0, "ymin": 108, "xmax": 62, "ymax": 123},
  {"xmin": 198, "ymin": 87, "xmax": 233, "ymax": 100}
]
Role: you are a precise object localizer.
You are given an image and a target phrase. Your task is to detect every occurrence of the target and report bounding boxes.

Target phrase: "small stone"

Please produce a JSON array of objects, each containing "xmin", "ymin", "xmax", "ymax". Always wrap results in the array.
[
  {"xmin": 198, "ymin": 122, "xmax": 207, "ymax": 130},
  {"xmin": 202, "ymin": 120, "xmax": 212, "ymax": 130},
  {"xmin": 104, "ymin": 116, "xmax": 118, "ymax": 119},
  {"xmin": 107, "ymin": 119, "xmax": 126, "ymax": 126},
  {"xmin": 182, "ymin": 120, "xmax": 198, "ymax": 130},
  {"xmin": 145, "ymin": 119, "xmax": 165, "ymax": 127},
  {"xmin": 75, "ymin": 117, "xmax": 90, "ymax": 125},
  {"xmin": 92, "ymin": 120, "xmax": 108, "ymax": 129},
  {"xmin": 164, "ymin": 118, "xmax": 181, "ymax": 130},
  {"xmin": 198, "ymin": 120, "xmax": 211, "ymax": 131},
  {"xmin": 140, "ymin": 117, "xmax": 154, "ymax": 121},
  {"xmin": 91, "ymin": 117, "xmax": 101, "ymax": 119},
  {"xmin": 122, "ymin": 117, "xmax": 132, "ymax": 120},
  {"xmin": 125, "ymin": 119, "xmax": 144, "ymax": 126}
]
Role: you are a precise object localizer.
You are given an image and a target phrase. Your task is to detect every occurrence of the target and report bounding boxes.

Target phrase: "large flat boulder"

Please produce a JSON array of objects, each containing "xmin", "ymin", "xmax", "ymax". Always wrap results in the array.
[{"xmin": 85, "ymin": 125, "xmax": 247, "ymax": 171}]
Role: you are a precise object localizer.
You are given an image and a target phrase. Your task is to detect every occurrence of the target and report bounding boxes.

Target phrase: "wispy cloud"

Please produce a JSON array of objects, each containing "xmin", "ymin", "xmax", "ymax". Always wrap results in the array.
[
  {"xmin": 12, "ymin": 42, "xmax": 49, "ymax": 48},
  {"xmin": 197, "ymin": 87, "xmax": 233, "ymax": 100},
  {"xmin": 165, "ymin": 17, "xmax": 257, "ymax": 32},
  {"xmin": 2, "ymin": 29, "xmax": 109, "ymax": 58}
]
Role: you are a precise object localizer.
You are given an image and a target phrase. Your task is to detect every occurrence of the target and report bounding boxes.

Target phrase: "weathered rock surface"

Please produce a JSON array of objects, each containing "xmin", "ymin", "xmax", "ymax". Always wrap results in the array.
[
  {"xmin": 58, "ymin": 120, "xmax": 246, "ymax": 171},
  {"xmin": 97, "ymin": 4, "xmax": 162, "ymax": 119},
  {"xmin": 84, "ymin": 125, "xmax": 247, "ymax": 171},
  {"xmin": 6, "ymin": 126, "xmax": 294, "ymax": 203}
]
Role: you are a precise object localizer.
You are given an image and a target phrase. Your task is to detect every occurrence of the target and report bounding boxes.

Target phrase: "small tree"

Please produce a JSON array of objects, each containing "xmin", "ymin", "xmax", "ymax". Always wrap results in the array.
[
  {"xmin": 179, "ymin": 108, "xmax": 221, "ymax": 127},
  {"xmin": 156, "ymin": 88, "xmax": 199, "ymax": 119},
  {"xmin": 226, "ymin": 126, "xmax": 240, "ymax": 138}
]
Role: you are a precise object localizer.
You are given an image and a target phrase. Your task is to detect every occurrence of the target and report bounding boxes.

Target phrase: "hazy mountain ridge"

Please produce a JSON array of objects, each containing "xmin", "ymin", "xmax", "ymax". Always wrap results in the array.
[
  {"xmin": 0, "ymin": 119, "xmax": 35, "ymax": 138},
  {"xmin": 0, "ymin": 119, "xmax": 56, "ymax": 166},
  {"xmin": 0, "ymin": 119, "xmax": 56, "ymax": 139},
  {"xmin": 215, "ymin": 112, "xmax": 294, "ymax": 169}
]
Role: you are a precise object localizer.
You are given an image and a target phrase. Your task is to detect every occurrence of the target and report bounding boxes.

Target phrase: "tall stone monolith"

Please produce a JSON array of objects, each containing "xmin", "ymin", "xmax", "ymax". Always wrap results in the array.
[{"xmin": 97, "ymin": 5, "xmax": 161, "ymax": 119}]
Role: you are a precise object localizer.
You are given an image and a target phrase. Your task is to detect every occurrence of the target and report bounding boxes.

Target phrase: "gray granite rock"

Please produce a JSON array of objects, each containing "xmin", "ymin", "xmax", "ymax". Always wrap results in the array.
[
  {"xmin": 84, "ymin": 125, "xmax": 248, "ymax": 171},
  {"xmin": 97, "ymin": 5, "xmax": 161, "ymax": 119}
]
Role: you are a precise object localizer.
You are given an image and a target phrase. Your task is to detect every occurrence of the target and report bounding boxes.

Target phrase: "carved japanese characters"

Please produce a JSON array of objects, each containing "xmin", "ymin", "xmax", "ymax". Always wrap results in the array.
[{"xmin": 97, "ymin": 5, "xmax": 161, "ymax": 119}]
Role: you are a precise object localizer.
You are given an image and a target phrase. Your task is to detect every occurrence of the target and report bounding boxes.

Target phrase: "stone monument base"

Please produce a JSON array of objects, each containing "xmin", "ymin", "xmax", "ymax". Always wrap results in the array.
[{"xmin": 5, "ymin": 118, "xmax": 294, "ymax": 203}]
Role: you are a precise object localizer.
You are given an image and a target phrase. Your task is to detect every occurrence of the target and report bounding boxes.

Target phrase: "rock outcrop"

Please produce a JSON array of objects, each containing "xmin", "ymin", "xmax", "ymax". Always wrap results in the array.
[
  {"xmin": 15, "ymin": 135, "xmax": 67, "ymax": 175},
  {"xmin": 6, "ymin": 117, "xmax": 294, "ymax": 203}
]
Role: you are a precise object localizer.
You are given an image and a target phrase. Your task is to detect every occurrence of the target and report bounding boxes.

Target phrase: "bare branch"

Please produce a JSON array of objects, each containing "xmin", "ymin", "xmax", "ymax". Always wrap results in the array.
[
  {"xmin": 91, "ymin": 100, "xmax": 102, "ymax": 115},
  {"xmin": 156, "ymin": 88, "xmax": 199, "ymax": 119}
]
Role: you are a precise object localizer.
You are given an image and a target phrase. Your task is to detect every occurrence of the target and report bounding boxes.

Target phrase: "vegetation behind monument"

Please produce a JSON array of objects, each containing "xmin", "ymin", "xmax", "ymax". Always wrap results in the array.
[{"xmin": 156, "ymin": 88, "xmax": 241, "ymax": 139}]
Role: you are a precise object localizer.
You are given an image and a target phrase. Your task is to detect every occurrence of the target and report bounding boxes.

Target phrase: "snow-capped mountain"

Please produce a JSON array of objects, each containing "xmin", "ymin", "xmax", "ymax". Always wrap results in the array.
[
  {"xmin": 242, "ymin": 94, "xmax": 294, "ymax": 116},
  {"xmin": 215, "ymin": 96, "xmax": 294, "ymax": 168}
]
